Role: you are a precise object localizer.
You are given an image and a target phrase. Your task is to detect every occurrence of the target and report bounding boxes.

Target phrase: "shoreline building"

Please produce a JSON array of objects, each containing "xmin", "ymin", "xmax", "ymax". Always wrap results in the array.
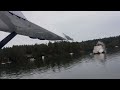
[{"xmin": 93, "ymin": 41, "xmax": 106, "ymax": 54}]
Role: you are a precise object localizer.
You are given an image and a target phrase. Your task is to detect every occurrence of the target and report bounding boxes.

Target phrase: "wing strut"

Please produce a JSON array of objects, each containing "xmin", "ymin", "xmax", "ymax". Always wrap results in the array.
[{"xmin": 0, "ymin": 31, "xmax": 17, "ymax": 49}]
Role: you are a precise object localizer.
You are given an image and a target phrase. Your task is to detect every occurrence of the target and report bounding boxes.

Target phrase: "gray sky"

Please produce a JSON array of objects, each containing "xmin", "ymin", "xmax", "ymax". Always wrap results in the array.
[{"xmin": 1, "ymin": 11, "xmax": 120, "ymax": 47}]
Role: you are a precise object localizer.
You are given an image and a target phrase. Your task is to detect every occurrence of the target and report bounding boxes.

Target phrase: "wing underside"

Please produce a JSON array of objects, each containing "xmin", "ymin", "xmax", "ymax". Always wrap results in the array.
[{"xmin": 0, "ymin": 11, "xmax": 65, "ymax": 40}]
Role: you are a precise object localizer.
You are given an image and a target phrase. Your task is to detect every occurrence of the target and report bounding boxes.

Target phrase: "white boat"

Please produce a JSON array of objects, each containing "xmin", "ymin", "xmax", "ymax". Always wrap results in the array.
[
  {"xmin": 30, "ymin": 58, "xmax": 35, "ymax": 62},
  {"xmin": 1, "ymin": 62, "xmax": 6, "ymax": 65},
  {"xmin": 93, "ymin": 41, "xmax": 106, "ymax": 54}
]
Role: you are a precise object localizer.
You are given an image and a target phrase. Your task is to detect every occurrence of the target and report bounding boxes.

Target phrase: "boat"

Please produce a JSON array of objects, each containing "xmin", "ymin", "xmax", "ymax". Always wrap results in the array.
[{"xmin": 93, "ymin": 41, "xmax": 106, "ymax": 54}]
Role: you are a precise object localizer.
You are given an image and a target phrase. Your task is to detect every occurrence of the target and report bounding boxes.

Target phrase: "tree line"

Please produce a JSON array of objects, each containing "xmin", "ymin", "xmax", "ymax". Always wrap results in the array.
[{"xmin": 0, "ymin": 35, "xmax": 120, "ymax": 63}]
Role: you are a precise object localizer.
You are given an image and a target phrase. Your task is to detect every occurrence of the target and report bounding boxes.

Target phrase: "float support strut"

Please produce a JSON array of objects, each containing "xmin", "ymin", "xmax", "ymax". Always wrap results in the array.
[{"xmin": 0, "ymin": 31, "xmax": 17, "ymax": 49}]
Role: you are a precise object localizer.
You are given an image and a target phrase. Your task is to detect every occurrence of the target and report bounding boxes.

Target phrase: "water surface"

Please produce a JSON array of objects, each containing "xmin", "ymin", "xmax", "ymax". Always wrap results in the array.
[{"xmin": 1, "ymin": 52, "xmax": 120, "ymax": 79}]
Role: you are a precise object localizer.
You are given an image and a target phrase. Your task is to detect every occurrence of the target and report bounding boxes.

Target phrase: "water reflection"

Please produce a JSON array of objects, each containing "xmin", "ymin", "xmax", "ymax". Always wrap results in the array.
[
  {"xmin": 94, "ymin": 54, "xmax": 106, "ymax": 60},
  {"xmin": 93, "ymin": 54, "xmax": 106, "ymax": 64},
  {"xmin": 1, "ymin": 51, "xmax": 120, "ymax": 79},
  {"xmin": 0, "ymin": 54, "xmax": 81, "ymax": 78}
]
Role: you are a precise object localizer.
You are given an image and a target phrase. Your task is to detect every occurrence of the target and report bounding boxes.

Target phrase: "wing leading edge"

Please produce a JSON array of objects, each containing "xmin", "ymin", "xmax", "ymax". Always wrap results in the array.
[{"xmin": 0, "ymin": 11, "xmax": 66, "ymax": 40}]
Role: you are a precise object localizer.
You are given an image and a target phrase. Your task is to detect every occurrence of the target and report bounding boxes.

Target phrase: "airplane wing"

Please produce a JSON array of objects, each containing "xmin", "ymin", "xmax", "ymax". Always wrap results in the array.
[{"xmin": 0, "ymin": 11, "xmax": 65, "ymax": 40}]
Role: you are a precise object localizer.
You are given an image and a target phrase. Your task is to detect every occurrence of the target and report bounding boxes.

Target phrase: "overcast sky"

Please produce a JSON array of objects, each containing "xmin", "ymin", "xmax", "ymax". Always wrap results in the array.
[{"xmin": 1, "ymin": 11, "xmax": 120, "ymax": 47}]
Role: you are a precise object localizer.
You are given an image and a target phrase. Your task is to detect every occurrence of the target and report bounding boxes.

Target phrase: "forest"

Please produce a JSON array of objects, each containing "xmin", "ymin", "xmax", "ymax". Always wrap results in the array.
[{"xmin": 0, "ymin": 35, "xmax": 120, "ymax": 64}]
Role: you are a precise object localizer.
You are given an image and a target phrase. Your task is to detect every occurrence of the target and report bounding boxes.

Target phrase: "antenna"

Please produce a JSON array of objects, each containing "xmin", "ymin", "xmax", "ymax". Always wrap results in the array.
[{"xmin": 63, "ymin": 33, "xmax": 74, "ymax": 41}]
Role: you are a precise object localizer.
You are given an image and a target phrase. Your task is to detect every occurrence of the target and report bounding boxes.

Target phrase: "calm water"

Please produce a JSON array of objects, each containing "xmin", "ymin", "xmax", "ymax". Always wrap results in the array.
[{"xmin": 1, "ymin": 51, "xmax": 120, "ymax": 79}]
